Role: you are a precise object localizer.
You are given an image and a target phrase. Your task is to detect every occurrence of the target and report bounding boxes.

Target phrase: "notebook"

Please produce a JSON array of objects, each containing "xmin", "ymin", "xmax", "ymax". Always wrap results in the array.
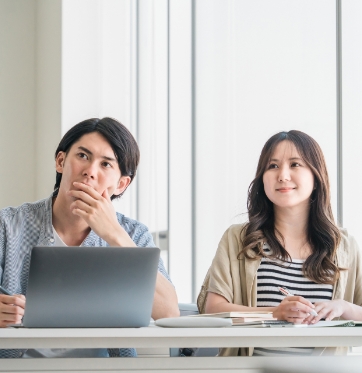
[
  {"xmin": 233, "ymin": 320, "xmax": 293, "ymax": 327},
  {"xmin": 292, "ymin": 320, "xmax": 357, "ymax": 327},
  {"xmin": 22, "ymin": 246, "xmax": 160, "ymax": 328},
  {"xmin": 192, "ymin": 311, "xmax": 274, "ymax": 319},
  {"xmin": 192, "ymin": 311, "xmax": 275, "ymax": 324},
  {"xmin": 235, "ymin": 320, "xmax": 360, "ymax": 328}
]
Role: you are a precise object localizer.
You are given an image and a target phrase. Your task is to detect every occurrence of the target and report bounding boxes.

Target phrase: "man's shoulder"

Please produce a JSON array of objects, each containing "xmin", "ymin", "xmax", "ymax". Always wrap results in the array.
[
  {"xmin": 115, "ymin": 212, "xmax": 148, "ymax": 232},
  {"xmin": 115, "ymin": 212, "xmax": 153, "ymax": 247},
  {"xmin": 0, "ymin": 197, "xmax": 50, "ymax": 222}
]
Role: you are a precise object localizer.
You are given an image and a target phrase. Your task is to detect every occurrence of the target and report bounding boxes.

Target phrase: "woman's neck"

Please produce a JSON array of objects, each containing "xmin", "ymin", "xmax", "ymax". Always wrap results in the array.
[{"xmin": 273, "ymin": 204, "xmax": 311, "ymax": 259}]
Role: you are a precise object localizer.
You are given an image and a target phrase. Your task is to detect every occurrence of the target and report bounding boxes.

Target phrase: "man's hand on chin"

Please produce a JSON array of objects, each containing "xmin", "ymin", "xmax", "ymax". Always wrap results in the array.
[{"xmin": 67, "ymin": 182, "xmax": 135, "ymax": 247}]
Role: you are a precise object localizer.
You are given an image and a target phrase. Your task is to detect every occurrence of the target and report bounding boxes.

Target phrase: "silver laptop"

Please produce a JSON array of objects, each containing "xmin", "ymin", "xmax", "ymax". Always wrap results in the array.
[{"xmin": 22, "ymin": 246, "xmax": 160, "ymax": 328}]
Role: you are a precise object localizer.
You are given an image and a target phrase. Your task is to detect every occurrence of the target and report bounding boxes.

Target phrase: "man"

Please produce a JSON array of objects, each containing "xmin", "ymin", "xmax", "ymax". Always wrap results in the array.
[{"xmin": 0, "ymin": 117, "xmax": 179, "ymax": 358}]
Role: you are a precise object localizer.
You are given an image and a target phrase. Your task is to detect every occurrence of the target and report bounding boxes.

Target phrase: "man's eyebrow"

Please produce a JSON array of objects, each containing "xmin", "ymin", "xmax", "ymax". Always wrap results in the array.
[{"xmin": 77, "ymin": 146, "xmax": 116, "ymax": 162}]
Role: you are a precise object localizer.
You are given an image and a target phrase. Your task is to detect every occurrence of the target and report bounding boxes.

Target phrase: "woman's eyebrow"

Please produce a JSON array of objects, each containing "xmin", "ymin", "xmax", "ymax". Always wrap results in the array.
[{"xmin": 269, "ymin": 157, "xmax": 302, "ymax": 162}]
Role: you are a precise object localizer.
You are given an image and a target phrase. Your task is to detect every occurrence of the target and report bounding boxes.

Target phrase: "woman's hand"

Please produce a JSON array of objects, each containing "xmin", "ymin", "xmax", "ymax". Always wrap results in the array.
[
  {"xmin": 303, "ymin": 299, "xmax": 348, "ymax": 324},
  {"xmin": 273, "ymin": 295, "xmax": 317, "ymax": 324},
  {"xmin": 0, "ymin": 294, "xmax": 25, "ymax": 328}
]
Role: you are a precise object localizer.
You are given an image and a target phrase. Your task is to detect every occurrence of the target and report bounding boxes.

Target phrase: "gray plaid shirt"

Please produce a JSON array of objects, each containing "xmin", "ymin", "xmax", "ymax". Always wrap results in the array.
[{"xmin": 0, "ymin": 193, "xmax": 171, "ymax": 358}]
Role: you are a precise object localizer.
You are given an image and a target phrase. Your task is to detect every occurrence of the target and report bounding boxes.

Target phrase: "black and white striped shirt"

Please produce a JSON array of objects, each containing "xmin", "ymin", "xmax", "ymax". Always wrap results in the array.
[{"xmin": 253, "ymin": 245, "xmax": 333, "ymax": 356}]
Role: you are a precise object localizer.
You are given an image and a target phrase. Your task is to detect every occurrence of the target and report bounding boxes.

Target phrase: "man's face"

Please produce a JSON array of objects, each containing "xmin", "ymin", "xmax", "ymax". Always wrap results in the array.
[{"xmin": 55, "ymin": 132, "xmax": 130, "ymax": 200}]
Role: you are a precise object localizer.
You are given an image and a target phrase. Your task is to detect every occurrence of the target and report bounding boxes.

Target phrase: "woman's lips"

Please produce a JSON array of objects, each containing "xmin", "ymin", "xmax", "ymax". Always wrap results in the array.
[{"xmin": 276, "ymin": 187, "xmax": 295, "ymax": 192}]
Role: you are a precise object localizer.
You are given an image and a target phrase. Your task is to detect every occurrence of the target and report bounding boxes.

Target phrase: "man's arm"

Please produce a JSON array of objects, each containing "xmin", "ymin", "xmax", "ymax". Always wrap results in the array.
[
  {"xmin": 68, "ymin": 183, "xmax": 180, "ymax": 319},
  {"xmin": 0, "ymin": 215, "xmax": 25, "ymax": 327},
  {"xmin": 0, "ymin": 294, "xmax": 25, "ymax": 327},
  {"xmin": 152, "ymin": 272, "xmax": 179, "ymax": 320},
  {"xmin": 138, "ymin": 233, "xmax": 179, "ymax": 320}
]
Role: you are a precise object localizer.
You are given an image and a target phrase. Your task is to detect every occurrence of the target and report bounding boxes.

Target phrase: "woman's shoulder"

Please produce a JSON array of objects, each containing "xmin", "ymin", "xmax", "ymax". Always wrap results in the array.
[
  {"xmin": 224, "ymin": 222, "xmax": 248, "ymax": 236},
  {"xmin": 336, "ymin": 227, "xmax": 360, "ymax": 265},
  {"xmin": 216, "ymin": 223, "xmax": 250, "ymax": 258},
  {"xmin": 338, "ymin": 227, "xmax": 359, "ymax": 249},
  {"xmin": 220, "ymin": 223, "xmax": 248, "ymax": 243}
]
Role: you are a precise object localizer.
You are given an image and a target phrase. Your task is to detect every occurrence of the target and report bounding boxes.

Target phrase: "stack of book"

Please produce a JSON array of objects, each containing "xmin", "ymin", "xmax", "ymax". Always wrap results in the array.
[{"xmin": 192, "ymin": 311, "xmax": 276, "ymax": 326}]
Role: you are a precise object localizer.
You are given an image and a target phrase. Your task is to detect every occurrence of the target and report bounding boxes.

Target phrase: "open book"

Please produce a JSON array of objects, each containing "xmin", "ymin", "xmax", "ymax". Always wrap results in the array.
[
  {"xmin": 293, "ymin": 320, "xmax": 358, "ymax": 327},
  {"xmin": 235, "ymin": 320, "xmax": 361, "ymax": 328}
]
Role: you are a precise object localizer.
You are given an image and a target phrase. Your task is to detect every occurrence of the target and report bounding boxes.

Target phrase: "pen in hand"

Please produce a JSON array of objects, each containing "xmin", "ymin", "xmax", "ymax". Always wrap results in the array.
[
  {"xmin": 0, "ymin": 285, "xmax": 12, "ymax": 296},
  {"xmin": 278, "ymin": 287, "xmax": 318, "ymax": 317}
]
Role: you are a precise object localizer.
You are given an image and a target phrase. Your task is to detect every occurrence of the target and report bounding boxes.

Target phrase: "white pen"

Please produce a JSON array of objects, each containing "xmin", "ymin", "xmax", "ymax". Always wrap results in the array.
[{"xmin": 278, "ymin": 287, "xmax": 318, "ymax": 317}]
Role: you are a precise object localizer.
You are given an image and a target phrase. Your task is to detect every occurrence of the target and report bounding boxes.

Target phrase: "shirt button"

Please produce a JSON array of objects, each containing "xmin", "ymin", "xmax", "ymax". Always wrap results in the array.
[
  {"xmin": 49, "ymin": 238, "xmax": 55, "ymax": 243},
  {"xmin": 18, "ymin": 351, "xmax": 23, "ymax": 357}
]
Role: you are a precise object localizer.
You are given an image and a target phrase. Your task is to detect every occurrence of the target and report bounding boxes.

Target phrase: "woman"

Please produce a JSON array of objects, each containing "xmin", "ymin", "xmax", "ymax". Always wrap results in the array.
[{"xmin": 197, "ymin": 130, "xmax": 362, "ymax": 356}]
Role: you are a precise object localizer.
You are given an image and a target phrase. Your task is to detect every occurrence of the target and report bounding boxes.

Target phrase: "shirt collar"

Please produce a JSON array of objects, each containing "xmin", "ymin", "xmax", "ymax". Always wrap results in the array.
[{"xmin": 36, "ymin": 192, "xmax": 56, "ymax": 246}]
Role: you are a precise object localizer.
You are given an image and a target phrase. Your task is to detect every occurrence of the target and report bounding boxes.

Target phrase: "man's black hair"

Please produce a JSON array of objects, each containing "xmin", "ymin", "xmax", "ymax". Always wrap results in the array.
[{"xmin": 54, "ymin": 117, "xmax": 140, "ymax": 200}]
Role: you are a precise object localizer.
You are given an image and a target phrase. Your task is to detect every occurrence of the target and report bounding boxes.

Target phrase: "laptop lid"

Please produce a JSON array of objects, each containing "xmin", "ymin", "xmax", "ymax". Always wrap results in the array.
[{"xmin": 22, "ymin": 246, "xmax": 160, "ymax": 328}]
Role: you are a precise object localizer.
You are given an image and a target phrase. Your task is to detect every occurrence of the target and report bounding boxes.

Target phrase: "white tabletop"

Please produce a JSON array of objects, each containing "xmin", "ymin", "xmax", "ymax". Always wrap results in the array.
[{"xmin": 2, "ymin": 325, "xmax": 362, "ymax": 349}]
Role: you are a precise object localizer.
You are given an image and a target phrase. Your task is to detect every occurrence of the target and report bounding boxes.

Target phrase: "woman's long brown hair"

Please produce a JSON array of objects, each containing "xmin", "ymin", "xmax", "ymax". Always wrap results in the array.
[{"xmin": 240, "ymin": 130, "xmax": 341, "ymax": 284}]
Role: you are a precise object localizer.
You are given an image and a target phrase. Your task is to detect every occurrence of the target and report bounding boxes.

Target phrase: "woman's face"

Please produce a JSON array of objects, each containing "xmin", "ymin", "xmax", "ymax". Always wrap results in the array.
[{"xmin": 262, "ymin": 140, "xmax": 315, "ymax": 210}]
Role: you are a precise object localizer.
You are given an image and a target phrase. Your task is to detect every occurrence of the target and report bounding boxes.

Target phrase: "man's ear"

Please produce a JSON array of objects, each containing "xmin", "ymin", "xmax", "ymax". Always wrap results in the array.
[
  {"xmin": 55, "ymin": 151, "xmax": 66, "ymax": 173},
  {"xmin": 113, "ymin": 176, "xmax": 132, "ymax": 197}
]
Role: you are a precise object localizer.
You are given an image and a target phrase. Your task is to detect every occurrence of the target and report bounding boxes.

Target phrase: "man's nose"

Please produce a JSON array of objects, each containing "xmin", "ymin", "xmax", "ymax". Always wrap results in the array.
[{"xmin": 82, "ymin": 163, "xmax": 97, "ymax": 179}]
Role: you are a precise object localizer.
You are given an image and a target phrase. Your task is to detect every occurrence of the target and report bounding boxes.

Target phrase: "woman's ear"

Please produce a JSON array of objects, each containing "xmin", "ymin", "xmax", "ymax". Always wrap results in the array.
[
  {"xmin": 55, "ymin": 151, "xmax": 66, "ymax": 173},
  {"xmin": 113, "ymin": 176, "xmax": 132, "ymax": 197}
]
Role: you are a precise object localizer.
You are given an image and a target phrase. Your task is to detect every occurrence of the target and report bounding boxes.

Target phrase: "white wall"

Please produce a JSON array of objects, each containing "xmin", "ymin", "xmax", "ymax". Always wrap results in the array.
[
  {"xmin": 61, "ymin": 0, "xmax": 138, "ymax": 220},
  {"xmin": 35, "ymin": 0, "xmax": 62, "ymax": 200},
  {"xmin": 0, "ymin": 0, "xmax": 36, "ymax": 208},
  {"xmin": 168, "ymin": 0, "xmax": 194, "ymax": 303},
  {"xmin": 342, "ymin": 0, "xmax": 362, "ymax": 247},
  {"xmin": 137, "ymin": 0, "xmax": 168, "ymax": 235},
  {"xmin": 0, "ymin": 0, "xmax": 62, "ymax": 208}
]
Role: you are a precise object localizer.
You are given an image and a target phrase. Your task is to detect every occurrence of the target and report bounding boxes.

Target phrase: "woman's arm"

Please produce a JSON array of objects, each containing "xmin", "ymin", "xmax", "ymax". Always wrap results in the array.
[
  {"xmin": 206, "ymin": 291, "xmax": 317, "ymax": 324},
  {"xmin": 341, "ymin": 301, "xmax": 362, "ymax": 320},
  {"xmin": 304, "ymin": 300, "xmax": 362, "ymax": 323},
  {"xmin": 302, "ymin": 234, "xmax": 362, "ymax": 324},
  {"xmin": 205, "ymin": 292, "xmax": 274, "ymax": 313}
]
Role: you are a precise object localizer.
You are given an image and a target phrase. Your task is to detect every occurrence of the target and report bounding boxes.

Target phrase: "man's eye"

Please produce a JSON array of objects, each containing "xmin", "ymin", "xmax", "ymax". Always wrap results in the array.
[
  {"xmin": 103, "ymin": 162, "xmax": 111, "ymax": 168},
  {"xmin": 78, "ymin": 152, "xmax": 88, "ymax": 159}
]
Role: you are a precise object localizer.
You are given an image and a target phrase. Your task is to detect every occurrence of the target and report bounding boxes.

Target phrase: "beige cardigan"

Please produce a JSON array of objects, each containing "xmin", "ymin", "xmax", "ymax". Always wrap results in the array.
[{"xmin": 197, "ymin": 224, "xmax": 362, "ymax": 356}]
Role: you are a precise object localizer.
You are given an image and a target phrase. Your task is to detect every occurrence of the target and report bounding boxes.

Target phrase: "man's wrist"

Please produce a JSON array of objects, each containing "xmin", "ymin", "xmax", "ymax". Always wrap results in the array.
[{"xmin": 106, "ymin": 226, "xmax": 136, "ymax": 247}]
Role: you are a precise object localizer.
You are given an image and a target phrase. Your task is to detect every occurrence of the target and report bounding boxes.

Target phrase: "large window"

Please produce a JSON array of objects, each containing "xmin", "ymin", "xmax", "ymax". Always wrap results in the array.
[{"xmin": 61, "ymin": 0, "xmax": 362, "ymax": 302}]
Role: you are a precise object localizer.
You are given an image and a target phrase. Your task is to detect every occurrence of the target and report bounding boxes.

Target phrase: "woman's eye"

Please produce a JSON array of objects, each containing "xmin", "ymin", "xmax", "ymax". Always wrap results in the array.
[
  {"xmin": 291, "ymin": 162, "xmax": 301, "ymax": 167},
  {"xmin": 268, "ymin": 163, "xmax": 278, "ymax": 169}
]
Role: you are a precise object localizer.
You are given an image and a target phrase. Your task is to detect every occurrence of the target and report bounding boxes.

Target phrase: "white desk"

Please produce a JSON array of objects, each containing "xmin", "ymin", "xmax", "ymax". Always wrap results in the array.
[{"xmin": 1, "ymin": 326, "xmax": 362, "ymax": 372}]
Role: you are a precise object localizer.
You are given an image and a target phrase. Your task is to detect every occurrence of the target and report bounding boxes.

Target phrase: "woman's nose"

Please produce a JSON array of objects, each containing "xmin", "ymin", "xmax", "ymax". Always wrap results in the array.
[{"xmin": 278, "ymin": 166, "xmax": 291, "ymax": 182}]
